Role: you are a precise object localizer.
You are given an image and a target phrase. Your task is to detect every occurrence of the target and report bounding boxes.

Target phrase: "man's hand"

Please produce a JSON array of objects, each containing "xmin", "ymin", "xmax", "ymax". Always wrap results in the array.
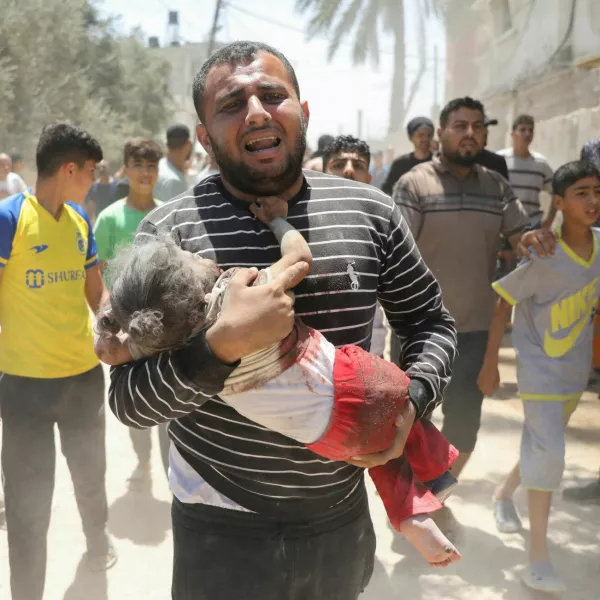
[
  {"xmin": 477, "ymin": 360, "xmax": 500, "ymax": 397},
  {"xmin": 516, "ymin": 228, "xmax": 558, "ymax": 259},
  {"xmin": 346, "ymin": 400, "xmax": 417, "ymax": 468},
  {"xmin": 250, "ymin": 196, "xmax": 288, "ymax": 224},
  {"xmin": 206, "ymin": 261, "xmax": 309, "ymax": 363}
]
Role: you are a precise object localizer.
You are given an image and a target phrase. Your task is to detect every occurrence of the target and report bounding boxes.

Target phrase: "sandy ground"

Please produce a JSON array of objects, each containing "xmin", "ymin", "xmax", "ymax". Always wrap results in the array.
[{"xmin": 1, "ymin": 342, "xmax": 599, "ymax": 599}]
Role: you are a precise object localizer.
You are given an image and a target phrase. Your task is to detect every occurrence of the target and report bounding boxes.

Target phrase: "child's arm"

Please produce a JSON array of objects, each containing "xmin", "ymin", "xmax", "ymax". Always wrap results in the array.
[
  {"xmin": 477, "ymin": 296, "xmax": 512, "ymax": 396},
  {"xmin": 250, "ymin": 197, "xmax": 313, "ymax": 278}
]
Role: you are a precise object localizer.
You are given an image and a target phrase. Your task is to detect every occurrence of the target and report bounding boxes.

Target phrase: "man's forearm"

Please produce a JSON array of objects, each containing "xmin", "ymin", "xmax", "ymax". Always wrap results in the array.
[{"xmin": 109, "ymin": 329, "xmax": 239, "ymax": 428}]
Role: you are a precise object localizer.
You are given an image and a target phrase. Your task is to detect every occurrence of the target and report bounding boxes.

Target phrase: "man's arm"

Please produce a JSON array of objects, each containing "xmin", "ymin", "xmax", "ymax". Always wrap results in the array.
[
  {"xmin": 108, "ymin": 219, "xmax": 308, "ymax": 429},
  {"xmin": 392, "ymin": 173, "xmax": 424, "ymax": 237},
  {"xmin": 381, "ymin": 157, "xmax": 405, "ymax": 196},
  {"xmin": 85, "ymin": 264, "xmax": 108, "ymax": 314},
  {"xmin": 378, "ymin": 204, "xmax": 457, "ymax": 418},
  {"xmin": 477, "ymin": 297, "xmax": 511, "ymax": 396}
]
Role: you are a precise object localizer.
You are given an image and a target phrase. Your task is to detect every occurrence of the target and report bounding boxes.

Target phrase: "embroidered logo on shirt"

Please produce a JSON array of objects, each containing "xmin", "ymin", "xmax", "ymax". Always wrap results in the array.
[
  {"xmin": 544, "ymin": 278, "xmax": 598, "ymax": 357},
  {"xmin": 346, "ymin": 262, "xmax": 360, "ymax": 291},
  {"xmin": 76, "ymin": 231, "xmax": 86, "ymax": 255},
  {"xmin": 30, "ymin": 244, "xmax": 49, "ymax": 254}
]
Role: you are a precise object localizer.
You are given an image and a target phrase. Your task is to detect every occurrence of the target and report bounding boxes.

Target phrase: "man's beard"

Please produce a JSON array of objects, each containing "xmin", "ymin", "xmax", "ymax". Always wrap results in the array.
[
  {"xmin": 444, "ymin": 146, "xmax": 481, "ymax": 166},
  {"xmin": 209, "ymin": 119, "xmax": 307, "ymax": 197}
]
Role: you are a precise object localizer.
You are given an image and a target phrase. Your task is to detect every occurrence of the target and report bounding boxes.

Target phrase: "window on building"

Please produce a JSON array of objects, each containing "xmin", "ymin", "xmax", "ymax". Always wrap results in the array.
[{"xmin": 491, "ymin": 0, "xmax": 513, "ymax": 37}]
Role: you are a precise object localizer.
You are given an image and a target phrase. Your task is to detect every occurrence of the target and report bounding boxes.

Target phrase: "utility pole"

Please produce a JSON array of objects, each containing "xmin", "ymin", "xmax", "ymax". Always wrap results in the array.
[
  {"xmin": 431, "ymin": 44, "xmax": 440, "ymax": 125},
  {"xmin": 208, "ymin": 0, "xmax": 224, "ymax": 56},
  {"xmin": 357, "ymin": 109, "xmax": 363, "ymax": 139}
]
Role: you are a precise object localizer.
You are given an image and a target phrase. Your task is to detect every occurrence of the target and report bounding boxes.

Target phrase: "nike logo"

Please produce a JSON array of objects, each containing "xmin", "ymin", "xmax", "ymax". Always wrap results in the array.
[
  {"xmin": 544, "ymin": 313, "xmax": 590, "ymax": 358},
  {"xmin": 30, "ymin": 245, "xmax": 49, "ymax": 254}
]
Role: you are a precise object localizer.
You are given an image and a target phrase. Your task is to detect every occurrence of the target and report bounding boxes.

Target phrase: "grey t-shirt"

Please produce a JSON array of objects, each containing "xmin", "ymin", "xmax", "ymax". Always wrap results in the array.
[
  {"xmin": 154, "ymin": 157, "xmax": 188, "ymax": 203},
  {"xmin": 493, "ymin": 229, "xmax": 600, "ymax": 399}
]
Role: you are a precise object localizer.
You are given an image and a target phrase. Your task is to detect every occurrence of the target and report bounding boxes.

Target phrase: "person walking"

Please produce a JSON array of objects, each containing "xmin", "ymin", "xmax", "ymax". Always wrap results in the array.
[
  {"xmin": 0, "ymin": 122, "xmax": 115, "ymax": 600},
  {"xmin": 393, "ymin": 97, "xmax": 556, "ymax": 481}
]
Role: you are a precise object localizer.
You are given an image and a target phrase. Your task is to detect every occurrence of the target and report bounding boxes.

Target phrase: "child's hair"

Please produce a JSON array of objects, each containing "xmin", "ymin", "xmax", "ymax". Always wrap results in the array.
[
  {"xmin": 96, "ymin": 236, "xmax": 219, "ymax": 356},
  {"xmin": 123, "ymin": 137, "xmax": 163, "ymax": 166},
  {"xmin": 552, "ymin": 160, "xmax": 600, "ymax": 197}
]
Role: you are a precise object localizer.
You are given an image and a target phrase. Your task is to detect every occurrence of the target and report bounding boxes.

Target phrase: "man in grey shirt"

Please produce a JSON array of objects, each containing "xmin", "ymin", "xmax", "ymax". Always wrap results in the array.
[
  {"xmin": 393, "ymin": 96, "xmax": 554, "ymax": 480},
  {"xmin": 154, "ymin": 123, "xmax": 192, "ymax": 202}
]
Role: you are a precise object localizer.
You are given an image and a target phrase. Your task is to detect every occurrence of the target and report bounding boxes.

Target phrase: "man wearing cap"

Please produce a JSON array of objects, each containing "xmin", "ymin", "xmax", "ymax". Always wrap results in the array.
[
  {"xmin": 381, "ymin": 117, "xmax": 434, "ymax": 196},
  {"xmin": 155, "ymin": 124, "xmax": 193, "ymax": 203}
]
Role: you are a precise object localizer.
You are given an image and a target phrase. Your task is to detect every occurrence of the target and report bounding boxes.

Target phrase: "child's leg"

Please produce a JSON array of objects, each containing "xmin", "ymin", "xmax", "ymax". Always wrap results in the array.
[
  {"xmin": 404, "ymin": 418, "xmax": 459, "ymax": 483},
  {"xmin": 518, "ymin": 398, "xmax": 579, "ymax": 591},
  {"xmin": 493, "ymin": 460, "xmax": 523, "ymax": 533},
  {"xmin": 368, "ymin": 459, "xmax": 460, "ymax": 567},
  {"xmin": 494, "ymin": 461, "xmax": 521, "ymax": 500}
]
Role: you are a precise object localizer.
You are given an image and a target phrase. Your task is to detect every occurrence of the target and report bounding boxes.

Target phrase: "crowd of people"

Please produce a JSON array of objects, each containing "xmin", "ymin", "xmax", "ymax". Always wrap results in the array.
[{"xmin": 0, "ymin": 39, "xmax": 599, "ymax": 599}]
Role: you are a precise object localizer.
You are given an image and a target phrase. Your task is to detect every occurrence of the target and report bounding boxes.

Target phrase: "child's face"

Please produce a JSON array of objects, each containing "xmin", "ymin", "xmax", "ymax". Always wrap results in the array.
[
  {"xmin": 182, "ymin": 251, "xmax": 222, "ymax": 290},
  {"xmin": 124, "ymin": 157, "xmax": 159, "ymax": 195},
  {"xmin": 556, "ymin": 176, "xmax": 600, "ymax": 227}
]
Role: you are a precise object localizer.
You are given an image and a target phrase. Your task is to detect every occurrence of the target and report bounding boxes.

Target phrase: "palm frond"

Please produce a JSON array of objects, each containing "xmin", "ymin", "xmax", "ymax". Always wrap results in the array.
[
  {"xmin": 327, "ymin": 0, "xmax": 365, "ymax": 60},
  {"xmin": 351, "ymin": 0, "xmax": 381, "ymax": 66},
  {"xmin": 297, "ymin": 0, "xmax": 347, "ymax": 37}
]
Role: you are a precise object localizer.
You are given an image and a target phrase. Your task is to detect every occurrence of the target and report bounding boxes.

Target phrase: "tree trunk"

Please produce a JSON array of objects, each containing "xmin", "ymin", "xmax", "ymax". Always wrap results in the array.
[{"xmin": 388, "ymin": 0, "xmax": 405, "ymax": 135}]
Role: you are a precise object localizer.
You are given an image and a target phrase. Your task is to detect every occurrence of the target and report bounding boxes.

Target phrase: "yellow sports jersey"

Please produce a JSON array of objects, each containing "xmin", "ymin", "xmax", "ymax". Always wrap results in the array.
[{"xmin": 0, "ymin": 192, "xmax": 100, "ymax": 378}]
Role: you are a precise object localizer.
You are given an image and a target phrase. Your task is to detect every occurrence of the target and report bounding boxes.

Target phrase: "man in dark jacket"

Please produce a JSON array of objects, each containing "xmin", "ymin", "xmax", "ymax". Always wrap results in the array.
[{"xmin": 381, "ymin": 116, "xmax": 434, "ymax": 196}]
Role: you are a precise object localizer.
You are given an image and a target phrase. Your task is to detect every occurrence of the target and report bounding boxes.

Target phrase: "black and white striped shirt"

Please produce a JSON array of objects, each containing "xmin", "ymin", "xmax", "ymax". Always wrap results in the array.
[{"xmin": 108, "ymin": 171, "xmax": 457, "ymax": 517}]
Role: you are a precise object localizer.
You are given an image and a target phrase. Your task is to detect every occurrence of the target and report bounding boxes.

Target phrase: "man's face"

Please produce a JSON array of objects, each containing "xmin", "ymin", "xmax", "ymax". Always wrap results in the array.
[
  {"xmin": 512, "ymin": 123, "xmax": 534, "ymax": 148},
  {"xmin": 411, "ymin": 127, "xmax": 433, "ymax": 154},
  {"xmin": 197, "ymin": 52, "xmax": 309, "ymax": 196},
  {"xmin": 557, "ymin": 176, "xmax": 600, "ymax": 227},
  {"xmin": 439, "ymin": 107, "xmax": 486, "ymax": 166},
  {"xmin": 97, "ymin": 159, "xmax": 110, "ymax": 181},
  {"xmin": 0, "ymin": 156, "xmax": 12, "ymax": 180},
  {"xmin": 325, "ymin": 151, "xmax": 372, "ymax": 184},
  {"xmin": 68, "ymin": 160, "xmax": 98, "ymax": 204},
  {"xmin": 124, "ymin": 157, "xmax": 159, "ymax": 195}
]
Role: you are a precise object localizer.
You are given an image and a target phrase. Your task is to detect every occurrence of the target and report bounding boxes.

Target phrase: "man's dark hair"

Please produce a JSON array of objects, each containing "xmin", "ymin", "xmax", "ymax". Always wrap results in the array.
[
  {"xmin": 439, "ymin": 97, "xmax": 485, "ymax": 128},
  {"xmin": 123, "ymin": 137, "xmax": 163, "ymax": 166},
  {"xmin": 166, "ymin": 124, "xmax": 191, "ymax": 150},
  {"xmin": 11, "ymin": 153, "xmax": 23, "ymax": 164},
  {"xmin": 192, "ymin": 41, "xmax": 300, "ymax": 123},
  {"xmin": 581, "ymin": 139, "xmax": 600, "ymax": 169},
  {"xmin": 36, "ymin": 122, "xmax": 103, "ymax": 178},
  {"xmin": 552, "ymin": 160, "xmax": 600, "ymax": 197},
  {"xmin": 322, "ymin": 135, "xmax": 371, "ymax": 171},
  {"xmin": 512, "ymin": 114, "xmax": 534, "ymax": 131}
]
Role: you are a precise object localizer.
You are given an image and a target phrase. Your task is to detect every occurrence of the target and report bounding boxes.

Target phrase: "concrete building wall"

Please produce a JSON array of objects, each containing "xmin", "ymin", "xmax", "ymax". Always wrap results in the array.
[{"xmin": 446, "ymin": 0, "xmax": 600, "ymax": 167}]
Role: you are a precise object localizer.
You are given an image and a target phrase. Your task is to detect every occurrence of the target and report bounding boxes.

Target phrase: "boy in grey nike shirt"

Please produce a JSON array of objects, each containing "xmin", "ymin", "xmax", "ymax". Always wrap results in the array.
[{"xmin": 478, "ymin": 160, "xmax": 600, "ymax": 594}]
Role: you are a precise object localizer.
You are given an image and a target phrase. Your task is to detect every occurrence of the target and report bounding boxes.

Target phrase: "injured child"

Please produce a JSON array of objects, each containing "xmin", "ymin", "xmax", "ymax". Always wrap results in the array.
[{"xmin": 95, "ymin": 196, "xmax": 461, "ymax": 567}]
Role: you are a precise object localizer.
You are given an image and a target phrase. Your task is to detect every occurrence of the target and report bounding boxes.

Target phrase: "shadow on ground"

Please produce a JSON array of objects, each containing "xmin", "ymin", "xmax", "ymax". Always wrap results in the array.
[
  {"xmin": 63, "ymin": 556, "xmax": 108, "ymax": 600},
  {"xmin": 108, "ymin": 487, "xmax": 171, "ymax": 546}
]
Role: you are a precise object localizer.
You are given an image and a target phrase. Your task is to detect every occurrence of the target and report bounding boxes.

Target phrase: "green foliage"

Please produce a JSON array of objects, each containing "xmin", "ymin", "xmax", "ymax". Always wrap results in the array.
[{"xmin": 0, "ymin": 0, "xmax": 172, "ymax": 166}]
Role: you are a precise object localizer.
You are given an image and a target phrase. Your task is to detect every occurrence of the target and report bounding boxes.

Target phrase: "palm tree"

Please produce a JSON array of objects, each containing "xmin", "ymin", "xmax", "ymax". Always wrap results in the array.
[{"xmin": 295, "ymin": 0, "xmax": 411, "ymax": 135}]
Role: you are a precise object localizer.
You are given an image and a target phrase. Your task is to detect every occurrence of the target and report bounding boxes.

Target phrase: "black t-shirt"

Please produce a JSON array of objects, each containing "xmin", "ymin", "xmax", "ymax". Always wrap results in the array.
[
  {"xmin": 476, "ymin": 149, "xmax": 509, "ymax": 180},
  {"xmin": 381, "ymin": 153, "xmax": 433, "ymax": 196}
]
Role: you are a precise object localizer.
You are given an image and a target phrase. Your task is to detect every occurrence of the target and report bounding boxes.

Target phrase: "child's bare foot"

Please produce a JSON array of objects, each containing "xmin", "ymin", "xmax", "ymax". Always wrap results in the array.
[{"xmin": 399, "ymin": 514, "xmax": 461, "ymax": 567}]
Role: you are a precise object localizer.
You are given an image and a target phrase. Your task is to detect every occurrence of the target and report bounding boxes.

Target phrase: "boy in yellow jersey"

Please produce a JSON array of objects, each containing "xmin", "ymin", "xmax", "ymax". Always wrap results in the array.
[
  {"xmin": 0, "ymin": 122, "xmax": 116, "ymax": 600},
  {"xmin": 93, "ymin": 137, "xmax": 165, "ymax": 489},
  {"xmin": 478, "ymin": 160, "xmax": 600, "ymax": 593}
]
